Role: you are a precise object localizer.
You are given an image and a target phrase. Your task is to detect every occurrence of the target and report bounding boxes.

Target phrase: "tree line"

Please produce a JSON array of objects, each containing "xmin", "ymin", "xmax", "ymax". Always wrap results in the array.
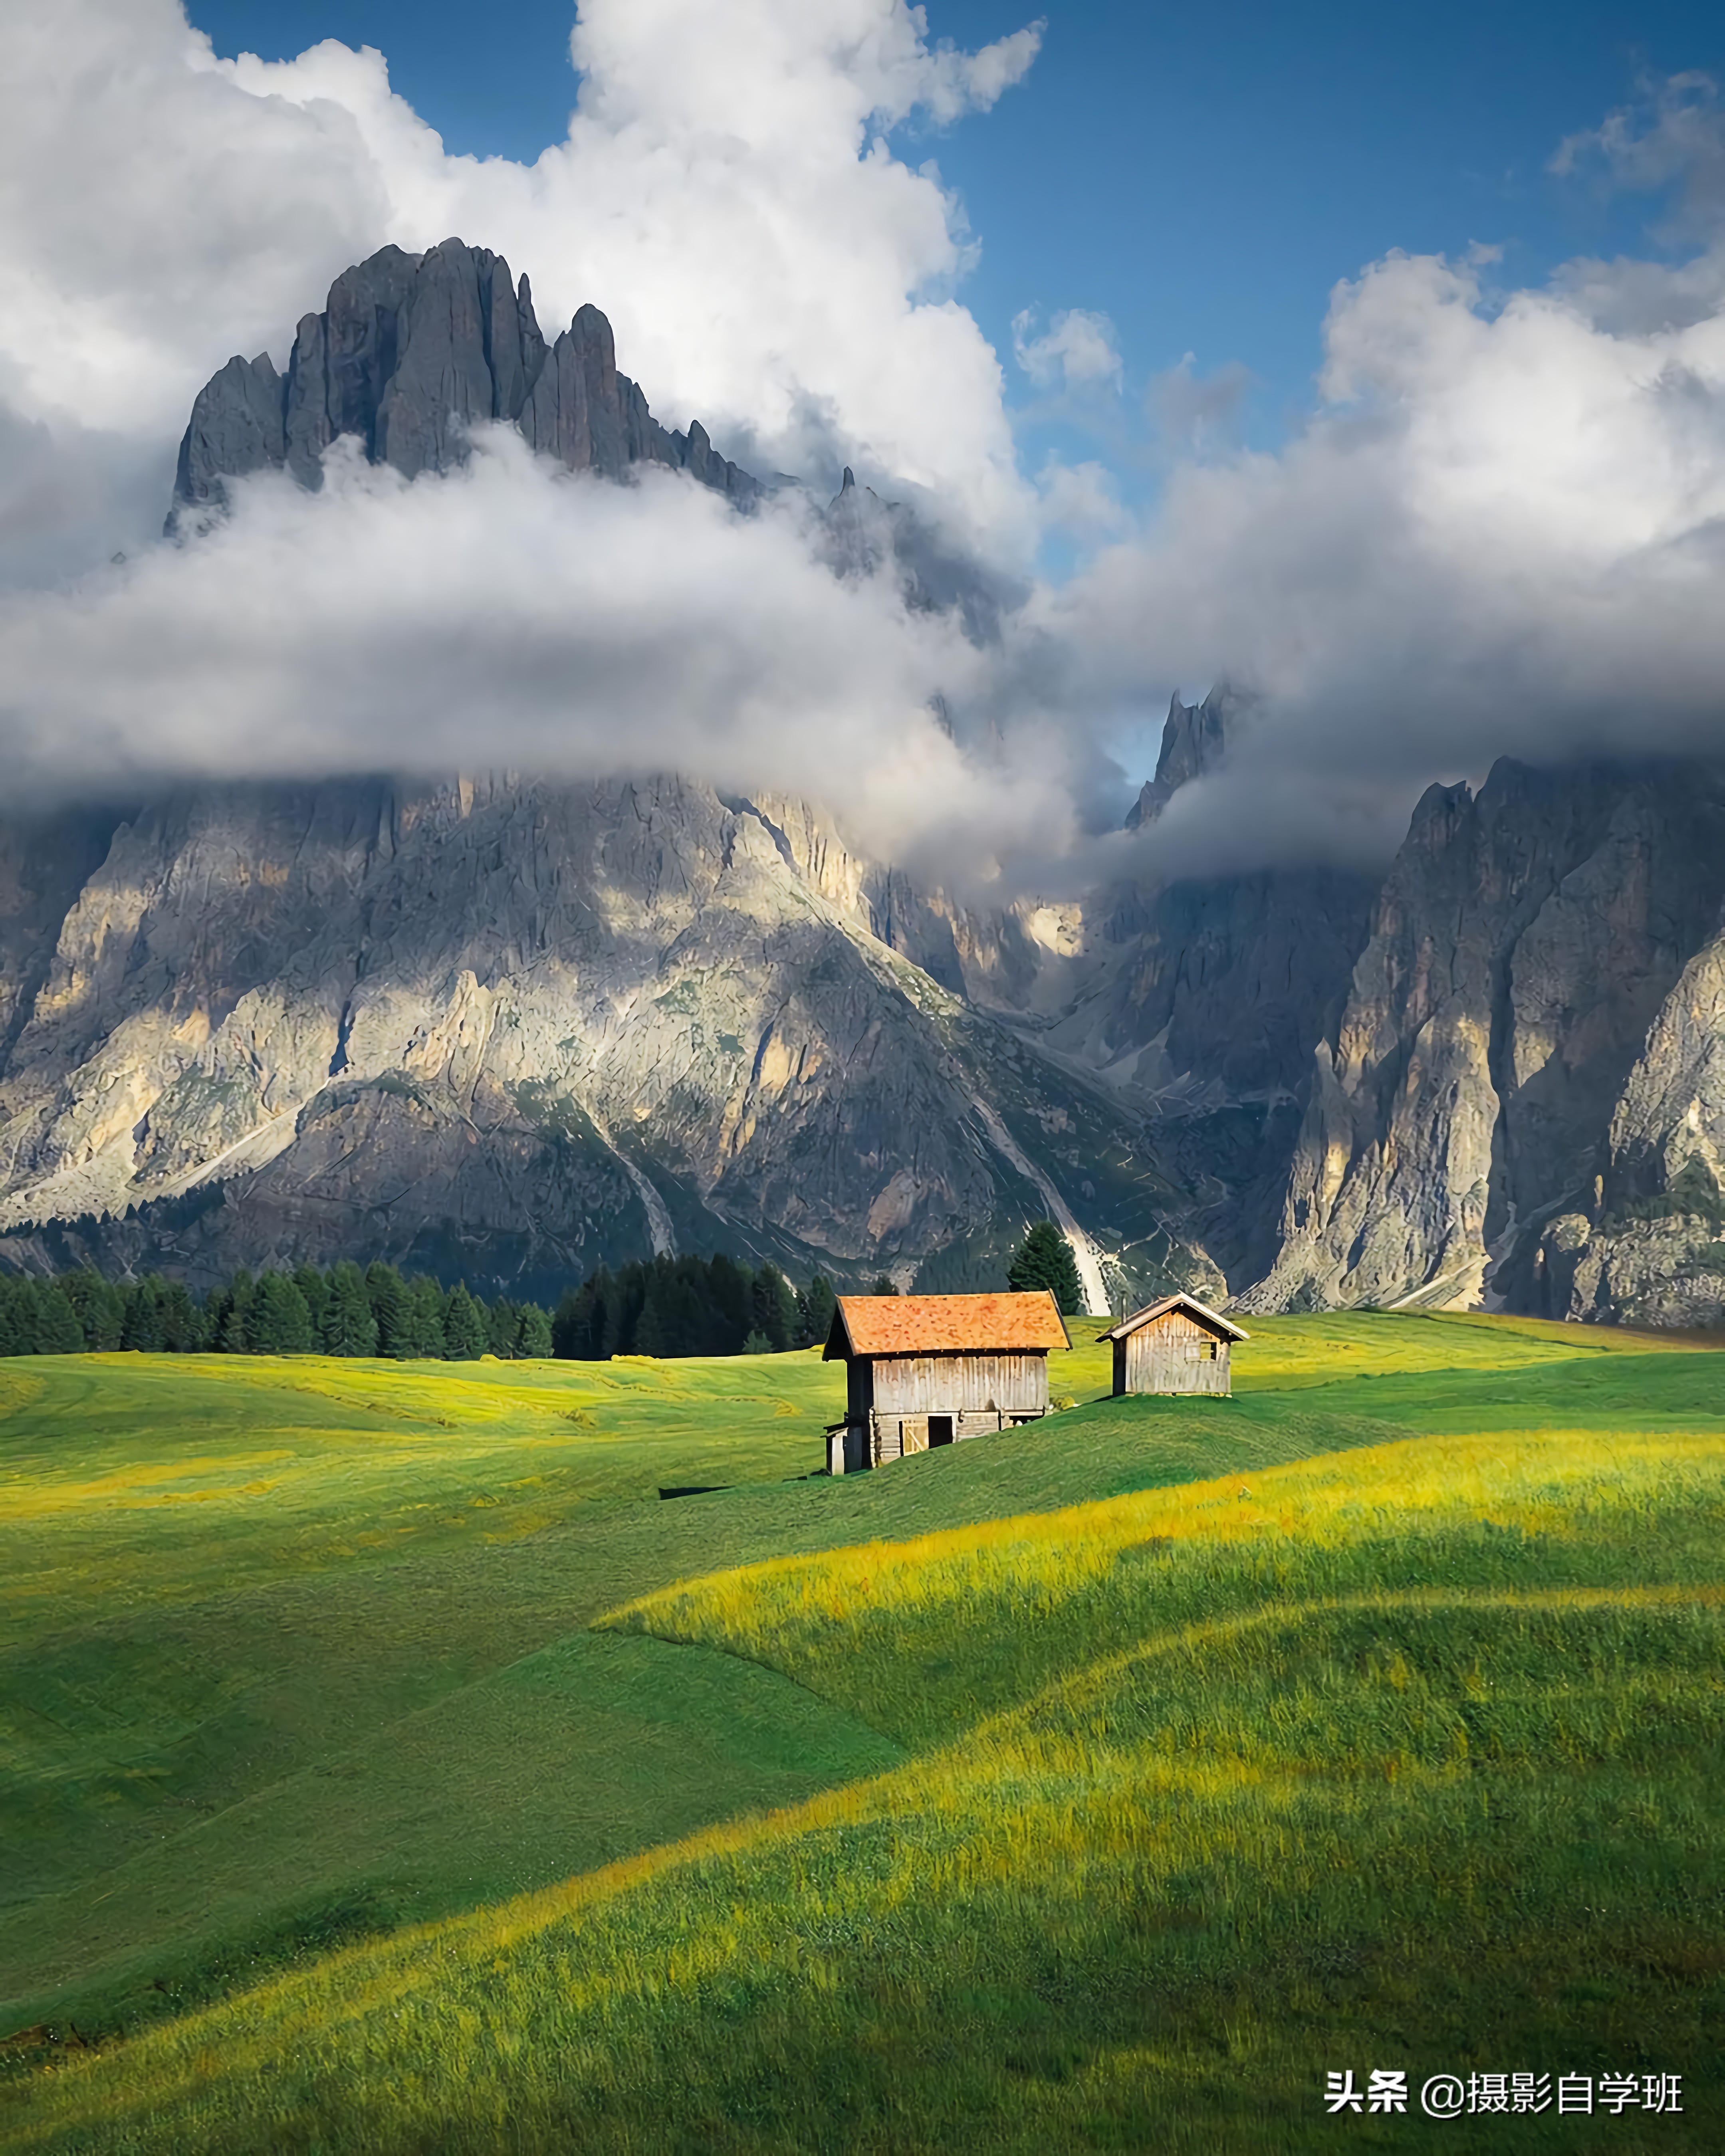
[
  {"xmin": 0, "ymin": 1261, "xmax": 549, "ymax": 1361},
  {"xmin": 551, "ymin": 1256, "xmax": 839, "ymax": 1359},
  {"xmin": 0, "ymin": 1254, "xmax": 837, "ymax": 1363},
  {"xmin": 0, "ymin": 1220, "xmax": 1084, "ymax": 1362}
]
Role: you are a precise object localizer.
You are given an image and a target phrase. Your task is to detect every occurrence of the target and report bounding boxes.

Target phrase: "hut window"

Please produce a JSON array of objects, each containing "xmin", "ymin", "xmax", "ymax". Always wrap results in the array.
[{"xmin": 1186, "ymin": 1340, "xmax": 1219, "ymax": 1361}]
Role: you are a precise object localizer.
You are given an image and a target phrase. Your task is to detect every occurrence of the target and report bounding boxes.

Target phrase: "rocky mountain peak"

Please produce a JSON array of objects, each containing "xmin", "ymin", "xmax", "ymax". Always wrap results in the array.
[
  {"xmin": 1125, "ymin": 683, "xmax": 1234, "ymax": 828},
  {"xmin": 167, "ymin": 238, "xmax": 759, "ymax": 535}
]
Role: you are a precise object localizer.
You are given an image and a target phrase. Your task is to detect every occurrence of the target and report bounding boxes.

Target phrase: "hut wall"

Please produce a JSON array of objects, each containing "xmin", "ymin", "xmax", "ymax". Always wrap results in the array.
[
  {"xmin": 872, "ymin": 1352, "xmax": 1048, "ymax": 1416},
  {"xmin": 1122, "ymin": 1310, "xmax": 1231, "ymax": 1396}
]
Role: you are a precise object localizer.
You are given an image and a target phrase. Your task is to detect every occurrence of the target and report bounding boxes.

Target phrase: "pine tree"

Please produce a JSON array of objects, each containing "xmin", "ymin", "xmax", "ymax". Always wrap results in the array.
[
  {"xmin": 120, "ymin": 1276, "xmax": 167, "ymax": 1352},
  {"xmin": 60, "ymin": 1270, "xmax": 125, "ymax": 1350},
  {"xmin": 36, "ymin": 1282, "xmax": 86, "ymax": 1354},
  {"xmin": 394, "ymin": 1276, "xmax": 446, "ymax": 1360},
  {"xmin": 365, "ymin": 1262, "xmax": 407, "ymax": 1358},
  {"xmin": 293, "ymin": 1265, "xmax": 330, "ymax": 1341},
  {"xmin": 551, "ymin": 1282, "xmax": 592, "ymax": 1360},
  {"xmin": 706, "ymin": 1254, "xmax": 754, "ymax": 1353},
  {"xmin": 870, "ymin": 1275, "xmax": 899, "ymax": 1297},
  {"xmin": 218, "ymin": 1270, "xmax": 256, "ymax": 1353},
  {"xmin": 486, "ymin": 1298, "xmax": 519, "ymax": 1357},
  {"xmin": 795, "ymin": 1273, "xmax": 837, "ymax": 1348},
  {"xmin": 317, "ymin": 1263, "xmax": 378, "ymax": 1356},
  {"xmin": 0, "ymin": 1276, "xmax": 40, "ymax": 1355},
  {"xmin": 514, "ymin": 1302, "xmax": 553, "ymax": 1358},
  {"xmin": 157, "ymin": 1280, "xmax": 206, "ymax": 1353},
  {"xmin": 1007, "ymin": 1221, "xmax": 1086, "ymax": 1316},
  {"xmin": 246, "ymin": 1271, "xmax": 314, "ymax": 1353},
  {"xmin": 749, "ymin": 1262, "xmax": 796, "ymax": 1353},
  {"xmin": 442, "ymin": 1282, "xmax": 486, "ymax": 1360}
]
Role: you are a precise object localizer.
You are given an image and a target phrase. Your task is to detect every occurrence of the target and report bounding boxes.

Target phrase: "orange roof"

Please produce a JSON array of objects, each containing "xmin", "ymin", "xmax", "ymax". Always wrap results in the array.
[
  {"xmin": 1100, "ymin": 1293, "xmax": 1249, "ymax": 1343},
  {"xmin": 825, "ymin": 1292, "xmax": 1071, "ymax": 1359}
]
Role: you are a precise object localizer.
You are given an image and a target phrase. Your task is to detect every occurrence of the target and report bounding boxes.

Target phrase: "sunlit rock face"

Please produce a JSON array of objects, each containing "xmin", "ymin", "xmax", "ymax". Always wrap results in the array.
[
  {"xmin": 1243, "ymin": 757, "xmax": 1725, "ymax": 1321},
  {"xmin": 0, "ymin": 774, "xmax": 1221, "ymax": 1307}
]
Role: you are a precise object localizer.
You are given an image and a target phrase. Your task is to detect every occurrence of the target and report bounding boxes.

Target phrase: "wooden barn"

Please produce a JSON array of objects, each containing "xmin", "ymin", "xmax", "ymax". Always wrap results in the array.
[
  {"xmin": 1100, "ymin": 1294, "xmax": 1248, "ymax": 1397},
  {"xmin": 823, "ymin": 1291, "xmax": 1071, "ymax": 1474}
]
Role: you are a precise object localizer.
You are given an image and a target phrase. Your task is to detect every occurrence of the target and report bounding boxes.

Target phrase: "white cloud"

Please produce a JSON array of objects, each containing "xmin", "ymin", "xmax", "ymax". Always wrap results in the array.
[
  {"xmin": 1033, "ymin": 232, "xmax": 1725, "ymax": 862},
  {"xmin": 1034, "ymin": 458, "xmax": 1128, "ymax": 540},
  {"xmin": 0, "ymin": 430, "xmax": 1073, "ymax": 884},
  {"xmin": 1551, "ymin": 69, "xmax": 1725, "ymax": 224},
  {"xmin": 1011, "ymin": 307, "xmax": 1123, "ymax": 393},
  {"xmin": 1148, "ymin": 352, "xmax": 1253, "ymax": 452},
  {"xmin": 0, "ymin": 0, "xmax": 1042, "ymax": 579}
]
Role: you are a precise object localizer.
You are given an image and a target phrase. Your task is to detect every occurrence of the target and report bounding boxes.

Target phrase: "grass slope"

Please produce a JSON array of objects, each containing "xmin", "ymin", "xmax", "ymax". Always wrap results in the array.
[
  {"xmin": 1, "ymin": 1316, "xmax": 1720, "ymax": 2150},
  {"xmin": 5, "ymin": 1428, "xmax": 1719, "ymax": 2152}
]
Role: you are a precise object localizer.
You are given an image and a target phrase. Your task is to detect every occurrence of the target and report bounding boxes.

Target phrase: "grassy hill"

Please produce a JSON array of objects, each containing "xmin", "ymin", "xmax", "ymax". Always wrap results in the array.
[{"xmin": 1, "ymin": 1313, "xmax": 1721, "ymax": 2149}]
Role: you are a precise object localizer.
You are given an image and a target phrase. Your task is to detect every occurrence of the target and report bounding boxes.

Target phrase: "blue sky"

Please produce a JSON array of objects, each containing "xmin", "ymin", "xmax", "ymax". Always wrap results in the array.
[{"xmin": 189, "ymin": 0, "xmax": 1725, "ymax": 466}]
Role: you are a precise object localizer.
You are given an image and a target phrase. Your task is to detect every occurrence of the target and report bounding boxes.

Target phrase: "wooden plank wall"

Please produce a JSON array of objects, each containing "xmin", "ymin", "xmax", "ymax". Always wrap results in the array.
[
  {"xmin": 872, "ymin": 1352, "xmax": 1049, "ymax": 1415},
  {"xmin": 1122, "ymin": 1310, "xmax": 1231, "ymax": 1396}
]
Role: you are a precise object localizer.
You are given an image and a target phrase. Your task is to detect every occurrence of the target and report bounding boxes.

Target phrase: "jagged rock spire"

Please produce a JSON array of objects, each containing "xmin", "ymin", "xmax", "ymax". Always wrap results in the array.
[
  {"xmin": 1125, "ymin": 684, "xmax": 1235, "ymax": 828},
  {"xmin": 167, "ymin": 239, "xmax": 759, "ymax": 534}
]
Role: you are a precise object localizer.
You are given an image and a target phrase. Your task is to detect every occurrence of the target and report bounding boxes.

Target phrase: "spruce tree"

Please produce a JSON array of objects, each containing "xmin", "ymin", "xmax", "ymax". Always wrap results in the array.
[
  {"xmin": 321, "ymin": 1263, "xmax": 379, "ymax": 1356},
  {"xmin": 514, "ymin": 1302, "xmax": 553, "ymax": 1359},
  {"xmin": 0, "ymin": 1277, "xmax": 39, "ymax": 1355},
  {"xmin": 157, "ymin": 1280, "xmax": 206, "ymax": 1353},
  {"xmin": 218, "ymin": 1270, "xmax": 256, "ymax": 1353},
  {"xmin": 551, "ymin": 1282, "xmax": 592, "ymax": 1360},
  {"xmin": 120, "ymin": 1276, "xmax": 167, "ymax": 1352},
  {"xmin": 36, "ymin": 1282, "xmax": 86, "ymax": 1354},
  {"xmin": 442, "ymin": 1283, "xmax": 486, "ymax": 1360},
  {"xmin": 293, "ymin": 1265, "xmax": 330, "ymax": 1341},
  {"xmin": 870, "ymin": 1275, "xmax": 899, "ymax": 1297},
  {"xmin": 486, "ymin": 1298, "xmax": 519, "ymax": 1357},
  {"xmin": 394, "ymin": 1276, "xmax": 446, "ymax": 1359},
  {"xmin": 795, "ymin": 1274, "xmax": 837, "ymax": 1349},
  {"xmin": 365, "ymin": 1262, "xmax": 407, "ymax": 1358},
  {"xmin": 247, "ymin": 1271, "xmax": 314, "ymax": 1353},
  {"xmin": 1007, "ymin": 1221, "xmax": 1086, "ymax": 1316},
  {"xmin": 707, "ymin": 1254, "xmax": 753, "ymax": 1353},
  {"xmin": 61, "ymin": 1270, "xmax": 125, "ymax": 1350},
  {"xmin": 749, "ymin": 1262, "xmax": 796, "ymax": 1353}
]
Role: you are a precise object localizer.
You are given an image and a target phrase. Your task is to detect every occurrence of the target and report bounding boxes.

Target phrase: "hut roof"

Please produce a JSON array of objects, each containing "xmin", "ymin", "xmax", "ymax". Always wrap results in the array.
[
  {"xmin": 825, "ymin": 1291, "xmax": 1071, "ymax": 1360},
  {"xmin": 1100, "ymin": 1293, "xmax": 1249, "ymax": 1344}
]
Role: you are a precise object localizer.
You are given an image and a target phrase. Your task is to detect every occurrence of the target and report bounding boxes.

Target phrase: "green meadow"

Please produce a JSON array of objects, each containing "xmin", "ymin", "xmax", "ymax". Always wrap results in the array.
[{"xmin": 1, "ymin": 1310, "xmax": 1721, "ymax": 2150}]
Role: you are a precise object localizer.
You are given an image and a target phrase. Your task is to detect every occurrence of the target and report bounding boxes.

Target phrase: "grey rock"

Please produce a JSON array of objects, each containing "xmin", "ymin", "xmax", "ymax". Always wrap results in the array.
[
  {"xmin": 1244, "ymin": 757, "xmax": 1725, "ymax": 1313},
  {"xmin": 0, "ymin": 775, "xmax": 1198, "ymax": 1306},
  {"xmin": 169, "ymin": 240, "xmax": 758, "ymax": 529},
  {"xmin": 1125, "ymin": 685, "xmax": 1232, "ymax": 828},
  {"xmin": 167, "ymin": 354, "xmax": 285, "ymax": 532}
]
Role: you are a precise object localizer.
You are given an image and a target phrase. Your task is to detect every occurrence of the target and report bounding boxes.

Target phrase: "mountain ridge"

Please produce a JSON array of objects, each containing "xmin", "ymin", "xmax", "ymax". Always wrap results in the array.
[{"xmin": 6, "ymin": 240, "xmax": 1725, "ymax": 1328}]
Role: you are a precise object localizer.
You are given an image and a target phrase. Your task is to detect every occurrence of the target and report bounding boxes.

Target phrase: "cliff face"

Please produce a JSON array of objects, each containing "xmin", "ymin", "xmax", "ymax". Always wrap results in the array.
[
  {"xmin": 1243, "ymin": 758, "xmax": 1725, "ymax": 1316},
  {"xmin": 0, "ymin": 775, "xmax": 1209, "ymax": 1307},
  {"xmin": 168, "ymin": 238, "xmax": 755, "ymax": 535}
]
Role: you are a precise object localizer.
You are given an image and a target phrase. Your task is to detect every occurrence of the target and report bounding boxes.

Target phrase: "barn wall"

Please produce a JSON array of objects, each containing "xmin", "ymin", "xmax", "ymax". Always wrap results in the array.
[
  {"xmin": 872, "ymin": 1352, "xmax": 1049, "ymax": 1414},
  {"xmin": 1121, "ymin": 1310, "xmax": 1231, "ymax": 1396}
]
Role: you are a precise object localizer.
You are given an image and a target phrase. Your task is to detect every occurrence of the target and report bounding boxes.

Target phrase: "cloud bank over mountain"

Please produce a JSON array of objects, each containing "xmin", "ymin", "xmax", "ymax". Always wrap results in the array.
[
  {"xmin": 2, "ymin": 4, "xmax": 1725, "ymax": 886},
  {"xmin": 0, "ymin": 431, "xmax": 1081, "ymax": 882},
  {"xmin": 1040, "ymin": 216, "xmax": 1725, "ymax": 869}
]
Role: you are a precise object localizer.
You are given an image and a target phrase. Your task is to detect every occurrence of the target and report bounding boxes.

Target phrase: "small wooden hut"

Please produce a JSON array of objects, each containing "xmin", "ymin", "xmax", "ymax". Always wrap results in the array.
[
  {"xmin": 823, "ymin": 1291, "xmax": 1071, "ymax": 1474},
  {"xmin": 1100, "ymin": 1294, "xmax": 1248, "ymax": 1397}
]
